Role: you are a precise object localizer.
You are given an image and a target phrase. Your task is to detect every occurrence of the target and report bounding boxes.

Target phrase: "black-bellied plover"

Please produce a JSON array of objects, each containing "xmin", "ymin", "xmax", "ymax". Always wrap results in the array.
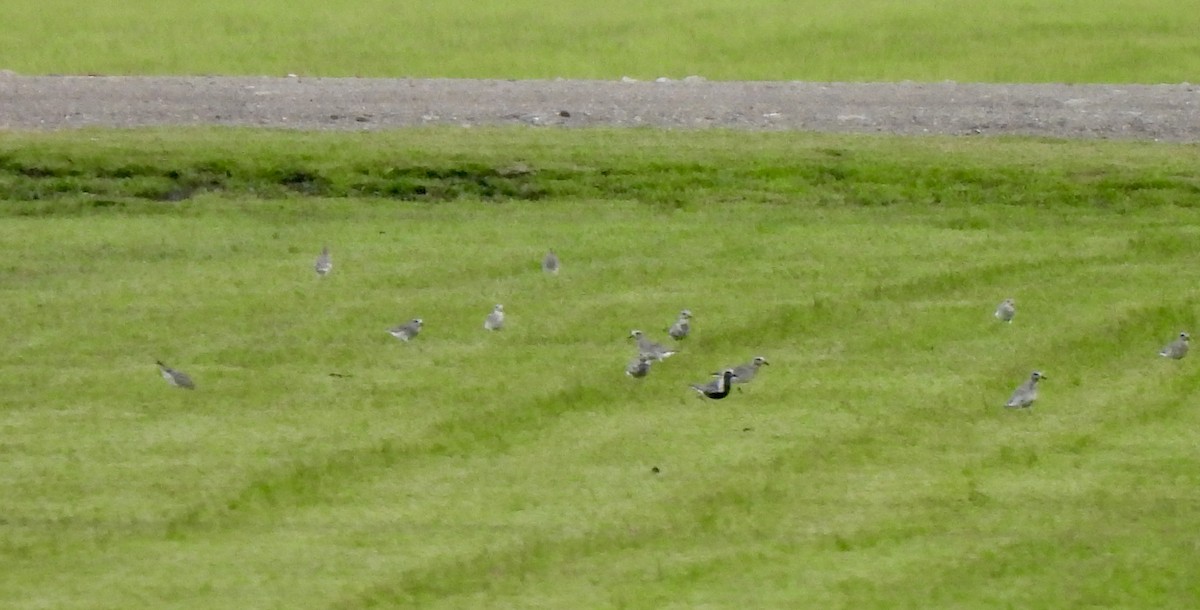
[
  {"xmin": 388, "ymin": 318, "xmax": 423, "ymax": 342},
  {"xmin": 156, "ymin": 360, "xmax": 196, "ymax": 390},
  {"xmin": 728, "ymin": 356, "xmax": 769, "ymax": 385},
  {"xmin": 315, "ymin": 246, "xmax": 332, "ymax": 277},
  {"xmin": 484, "ymin": 304, "xmax": 505, "ymax": 331},
  {"xmin": 630, "ymin": 330, "xmax": 677, "ymax": 361},
  {"xmin": 690, "ymin": 369, "xmax": 738, "ymax": 399},
  {"xmin": 668, "ymin": 310, "xmax": 692, "ymax": 341},
  {"xmin": 542, "ymin": 249, "xmax": 560, "ymax": 275},
  {"xmin": 994, "ymin": 298, "xmax": 1015, "ymax": 323},
  {"xmin": 1005, "ymin": 371, "xmax": 1045, "ymax": 409},
  {"xmin": 1159, "ymin": 331, "xmax": 1190, "ymax": 359},
  {"xmin": 626, "ymin": 355, "xmax": 654, "ymax": 378}
]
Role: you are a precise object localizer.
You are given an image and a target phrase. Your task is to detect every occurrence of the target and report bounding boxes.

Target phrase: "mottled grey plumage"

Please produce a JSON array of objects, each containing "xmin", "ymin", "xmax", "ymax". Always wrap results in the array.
[
  {"xmin": 626, "ymin": 355, "xmax": 653, "ymax": 378},
  {"xmin": 484, "ymin": 304, "xmax": 505, "ymax": 331},
  {"xmin": 994, "ymin": 298, "xmax": 1015, "ymax": 323},
  {"xmin": 728, "ymin": 356, "xmax": 769, "ymax": 385},
  {"xmin": 389, "ymin": 318, "xmax": 423, "ymax": 342},
  {"xmin": 157, "ymin": 360, "xmax": 195, "ymax": 390},
  {"xmin": 630, "ymin": 329, "xmax": 677, "ymax": 361},
  {"xmin": 542, "ymin": 249, "xmax": 560, "ymax": 275},
  {"xmin": 1005, "ymin": 371, "xmax": 1045, "ymax": 409},
  {"xmin": 690, "ymin": 369, "xmax": 738, "ymax": 399},
  {"xmin": 314, "ymin": 245, "xmax": 332, "ymax": 277},
  {"xmin": 1159, "ymin": 332, "xmax": 1190, "ymax": 359},
  {"xmin": 668, "ymin": 310, "xmax": 692, "ymax": 340}
]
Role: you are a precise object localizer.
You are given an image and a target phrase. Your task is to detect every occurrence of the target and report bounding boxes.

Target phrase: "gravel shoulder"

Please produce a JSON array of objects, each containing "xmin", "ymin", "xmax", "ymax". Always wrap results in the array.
[{"xmin": 1, "ymin": 75, "xmax": 1198, "ymax": 141}]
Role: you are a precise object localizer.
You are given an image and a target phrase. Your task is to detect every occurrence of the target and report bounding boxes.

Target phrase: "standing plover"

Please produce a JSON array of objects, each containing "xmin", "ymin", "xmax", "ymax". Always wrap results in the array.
[
  {"xmin": 994, "ymin": 298, "xmax": 1015, "ymax": 323},
  {"xmin": 314, "ymin": 246, "xmax": 332, "ymax": 277},
  {"xmin": 157, "ymin": 360, "xmax": 196, "ymax": 390},
  {"xmin": 668, "ymin": 310, "xmax": 692, "ymax": 341},
  {"xmin": 389, "ymin": 318, "xmax": 424, "ymax": 342},
  {"xmin": 484, "ymin": 304, "xmax": 505, "ymax": 331},
  {"xmin": 1159, "ymin": 332, "xmax": 1190, "ymax": 360},
  {"xmin": 630, "ymin": 330, "xmax": 677, "ymax": 361},
  {"xmin": 1005, "ymin": 371, "xmax": 1045, "ymax": 409},
  {"xmin": 542, "ymin": 249, "xmax": 560, "ymax": 275},
  {"xmin": 690, "ymin": 369, "xmax": 738, "ymax": 400}
]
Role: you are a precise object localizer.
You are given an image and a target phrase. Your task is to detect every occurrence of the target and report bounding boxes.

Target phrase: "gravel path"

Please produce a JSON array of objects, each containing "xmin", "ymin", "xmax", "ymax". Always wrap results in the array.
[{"xmin": 2, "ymin": 75, "xmax": 1198, "ymax": 141}]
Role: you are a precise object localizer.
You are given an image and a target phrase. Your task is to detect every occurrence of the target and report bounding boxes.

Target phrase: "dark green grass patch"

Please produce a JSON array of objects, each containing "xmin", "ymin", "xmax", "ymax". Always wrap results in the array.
[{"xmin": 1, "ymin": 129, "xmax": 1199, "ymax": 214}]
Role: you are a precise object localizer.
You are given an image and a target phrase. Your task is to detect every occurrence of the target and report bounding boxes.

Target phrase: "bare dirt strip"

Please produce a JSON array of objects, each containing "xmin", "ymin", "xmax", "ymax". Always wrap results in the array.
[{"xmin": 1, "ymin": 75, "xmax": 1198, "ymax": 141}]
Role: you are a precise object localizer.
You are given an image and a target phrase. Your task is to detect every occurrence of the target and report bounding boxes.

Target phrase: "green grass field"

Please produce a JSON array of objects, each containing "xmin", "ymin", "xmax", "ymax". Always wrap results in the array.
[
  {"xmin": 2, "ymin": 128, "xmax": 1200, "ymax": 608},
  {"xmin": 4, "ymin": 0, "xmax": 1200, "ymax": 82}
]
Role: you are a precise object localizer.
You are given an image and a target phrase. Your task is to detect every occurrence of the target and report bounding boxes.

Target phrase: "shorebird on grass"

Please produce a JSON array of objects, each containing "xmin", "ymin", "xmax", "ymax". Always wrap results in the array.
[
  {"xmin": 690, "ymin": 369, "xmax": 738, "ymax": 400},
  {"xmin": 630, "ymin": 330, "xmax": 677, "ymax": 361},
  {"xmin": 314, "ymin": 246, "xmax": 332, "ymax": 277},
  {"xmin": 484, "ymin": 304, "xmax": 505, "ymax": 331},
  {"xmin": 994, "ymin": 298, "xmax": 1015, "ymax": 323},
  {"xmin": 389, "ymin": 318, "xmax": 423, "ymax": 342},
  {"xmin": 1159, "ymin": 331, "xmax": 1190, "ymax": 359},
  {"xmin": 728, "ymin": 356, "xmax": 769, "ymax": 385},
  {"xmin": 542, "ymin": 249, "xmax": 560, "ymax": 275},
  {"xmin": 1005, "ymin": 371, "xmax": 1045, "ymax": 409},
  {"xmin": 626, "ymin": 355, "xmax": 654, "ymax": 378},
  {"xmin": 156, "ymin": 360, "xmax": 195, "ymax": 390},
  {"xmin": 668, "ymin": 310, "xmax": 692, "ymax": 341}
]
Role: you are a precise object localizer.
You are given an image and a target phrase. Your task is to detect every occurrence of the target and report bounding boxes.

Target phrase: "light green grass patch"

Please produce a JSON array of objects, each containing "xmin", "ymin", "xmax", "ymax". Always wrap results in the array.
[
  {"xmin": 1, "ymin": 128, "xmax": 1200, "ymax": 608},
  {"xmin": 3, "ymin": 0, "xmax": 1200, "ymax": 82}
]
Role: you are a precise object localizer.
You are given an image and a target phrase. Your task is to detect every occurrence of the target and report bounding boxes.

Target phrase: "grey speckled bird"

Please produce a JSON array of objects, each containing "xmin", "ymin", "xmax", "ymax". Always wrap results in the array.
[
  {"xmin": 1005, "ymin": 371, "xmax": 1045, "ymax": 409},
  {"xmin": 668, "ymin": 310, "xmax": 692, "ymax": 341},
  {"xmin": 484, "ymin": 304, "xmax": 505, "ymax": 331},
  {"xmin": 630, "ymin": 330, "xmax": 677, "ymax": 361},
  {"xmin": 157, "ymin": 360, "xmax": 195, "ymax": 390},
  {"xmin": 690, "ymin": 369, "xmax": 738, "ymax": 399},
  {"xmin": 1159, "ymin": 331, "xmax": 1190, "ymax": 359},
  {"xmin": 994, "ymin": 298, "xmax": 1015, "ymax": 323},
  {"xmin": 626, "ymin": 355, "xmax": 653, "ymax": 378},
  {"xmin": 314, "ymin": 245, "xmax": 332, "ymax": 277},
  {"xmin": 388, "ymin": 318, "xmax": 423, "ymax": 342},
  {"xmin": 542, "ymin": 249, "xmax": 560, "ymax": 275},
  {"xmin": 727, "ymin": 356, "xmax": 769, "ymax": 385}
]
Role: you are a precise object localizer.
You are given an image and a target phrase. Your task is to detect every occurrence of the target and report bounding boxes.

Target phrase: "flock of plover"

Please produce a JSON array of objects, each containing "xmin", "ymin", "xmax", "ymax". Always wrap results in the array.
[
  {"xmin": 156, "ymin": 249, "xmax": 1189, "ymax": 411},
  {"xmin": 620, "ymin": 319, "xmax": 771, "ymax": 400},
  {"xmin": 994, "ymin": 299, "xmax": 1189, "ymax": 410}
]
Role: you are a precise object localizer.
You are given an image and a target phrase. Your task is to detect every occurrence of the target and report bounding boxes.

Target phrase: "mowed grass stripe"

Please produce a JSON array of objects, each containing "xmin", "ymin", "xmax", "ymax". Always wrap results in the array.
[
  {"xmin": 326, "ymin": 226, "xmax": 1200, "ymax": 607},
  {"xmin": 334, "ymin": 347, "xmax": 1200, "ymax": 608},
  {"xmin": 325, "ymin": 224, "xmax": 1199, "ymax": 606}
]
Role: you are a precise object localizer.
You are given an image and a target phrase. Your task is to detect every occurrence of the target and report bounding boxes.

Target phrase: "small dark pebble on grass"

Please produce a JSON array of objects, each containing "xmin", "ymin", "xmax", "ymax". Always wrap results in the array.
[{"xmin": 651, "ymin": 466, "xmax": 660, "ymax": 474}]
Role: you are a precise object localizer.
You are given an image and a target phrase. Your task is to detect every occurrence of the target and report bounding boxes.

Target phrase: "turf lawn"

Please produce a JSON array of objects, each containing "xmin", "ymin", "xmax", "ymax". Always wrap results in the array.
[
  {"xmin": 3, "ymin": 0, "xmax": 1199, "ymax": 82},
  {"xmin": 1, "ymin": 128, "xmax": 1199, "ymax": 608}
]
